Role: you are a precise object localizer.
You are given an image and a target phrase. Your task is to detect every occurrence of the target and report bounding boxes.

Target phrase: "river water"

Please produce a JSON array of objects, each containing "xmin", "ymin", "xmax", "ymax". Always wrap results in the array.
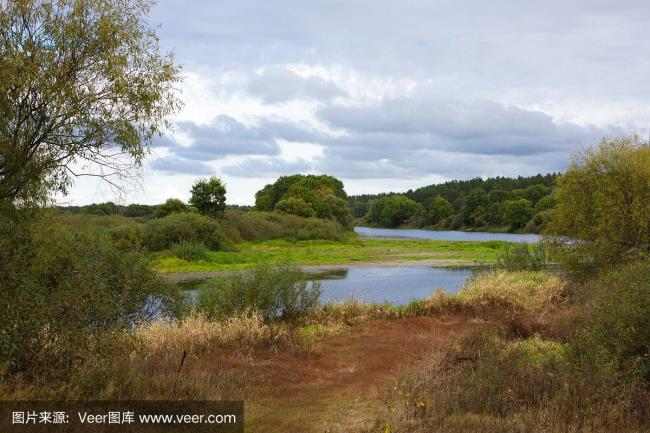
[
  {"xmin": 310, "ymin": 266, "xmax": 477, "ymax": 305},
  {"xmin": 354, "ymin": 226, "xmax": 540, "ymax": 243}
]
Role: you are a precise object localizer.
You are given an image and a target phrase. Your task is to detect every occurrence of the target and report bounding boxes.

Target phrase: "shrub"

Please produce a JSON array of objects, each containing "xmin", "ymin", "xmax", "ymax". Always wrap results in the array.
[
  {"xmin": 141, "ymin": 212, "xmax": 226, "ymax": 251},
  {"xmin": 572, "ymin": 260, "xmax": 650, "ymax": 383},
  {"xmin": 222, "ymin": 210, "xmax": 349, "ymax": 242},
  {"xmin": 152, "ymin": 198, "xmax": 192, "ymax": 218},
  {"xmin": 171, "ymin": 240, "xmax": 209, "ymax": 261},
  {"xmin": 496, "ymin": 243, "xmax": 547, "ymax": 271},
  {"xmin": 295, "ymin": 218, "xmax": 347, "ymax": 241},
  {"xmin": 198, "ymin": 263, "xmax": 321, "ymax": 321},
  {"xmin": 0, "ymin": 210, "xmax": 180, "ymax": 380}
]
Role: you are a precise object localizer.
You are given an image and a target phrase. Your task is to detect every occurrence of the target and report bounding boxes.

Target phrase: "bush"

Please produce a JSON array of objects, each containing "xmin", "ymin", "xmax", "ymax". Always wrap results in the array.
[
  {"xmin": 198, "ymin": 263, "xmax": 321, "ymax": 321},
  {"xmin": 572, "ymin": 260, "xmax": 650, "ymax": 383},
  {"xmin": 171, "ymin": 240, "xmax": 209, "ymax": 261},
  {"xmin": 222, "ymin": 210, "xmax": 349, "ymax": 242},
  {"xmin": 0, "ymin": 210, "xmax": 180, "ymax": 380},
  {"xmin": 152, "ymin": 198, "xmax": 193, "ymax": 218},
  {"xmin": 141, "ymin": 212, "xmax": 226, "ymax": 251},
  {"xmin": 496, "ymin": 243, "xmax": 547, "ymax": 271},
  {"xmin": 295, "ymin": 218, "xmax": 347, "ymax": 241}
]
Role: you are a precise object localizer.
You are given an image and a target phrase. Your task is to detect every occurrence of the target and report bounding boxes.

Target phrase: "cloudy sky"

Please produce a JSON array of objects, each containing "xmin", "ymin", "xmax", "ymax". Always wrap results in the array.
[{"xmin": 64, "ymin": 0, "xmax": 650, "ymax": 205}]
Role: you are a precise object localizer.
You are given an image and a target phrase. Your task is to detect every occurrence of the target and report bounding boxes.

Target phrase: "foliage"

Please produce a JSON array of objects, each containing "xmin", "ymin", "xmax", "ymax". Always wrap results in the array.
[
  {"xmin": 504, "ymin": 199, "xmax": 534, "ymax": 229},
  {"xmin": 171, "ymin": 240, "xmax": 209, "ymax": 261},
  {"xmin": 496, "ymin": 243, "xmax": 547, "ymax": 271},
  {"xmin": 426, "ymin": 196, "xmax": 453, "ymax": 225},
  {"xmin": 275, "ymin": 197, "xmax": 315, "ymax": 218},
  {"xmin": 255, "ymin": 174, "xmax": 353, "ymax": 227},
  {"xmin": 0, "ymin": 0, "xmax": 180, "ymax": 205},
  {"xmin": 198, "ymin": 263, "xmax": 321, "ymax": 321},
  {"xmin": 461, "ymin": 188, "xmax": 489, "ymax": 225},
  {"xmin": 573, "ymin": 260, "xmax": 650, "ymax": 382},
  {"xmin": 352, "ymin": 174, "xmax": 557, "ymax": 232},
  {"xmin": 222, "ymin": 210, "xmax": 349, "ymax": 242},
  {"xmin": 189, "ymin": 177, "xmax": 227, "ymax": 217},
  {"xmin": 533, "ymin": 195, "xmax": 557, "ymax": 213},
  {"xmin": 141, "ymin": 212, "xmax": 226, "ymax": 251},
  {"xmin": 547, "ymin": 135, "xmax": 650, "ymax": 270},
  {"xmin": 366, "ymin": 195, "xmax": 422, "ymax": 227},
  {"xmin": 153, "ymin": 198, "xmax": 192, "ymax": 218},
  {"xmin": 59, "ymin": 202, "xmax": 157, "ymax": 219},
  {"xmin": 0, "ymin": 209, "xmax": 180, "ymax": 379}
]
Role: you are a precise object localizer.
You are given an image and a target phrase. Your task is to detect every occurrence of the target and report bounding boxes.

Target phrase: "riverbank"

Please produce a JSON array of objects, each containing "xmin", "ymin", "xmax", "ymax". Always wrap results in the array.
[{"xmin": 152, "ymin": 237, "xmax": 507, "ymax": 274}]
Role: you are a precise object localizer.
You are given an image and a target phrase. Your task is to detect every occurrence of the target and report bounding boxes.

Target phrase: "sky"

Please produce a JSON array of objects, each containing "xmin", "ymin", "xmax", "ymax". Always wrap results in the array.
[{"xmin": 63, "ymin": 0, "xmax": 650, "ymax": 206}]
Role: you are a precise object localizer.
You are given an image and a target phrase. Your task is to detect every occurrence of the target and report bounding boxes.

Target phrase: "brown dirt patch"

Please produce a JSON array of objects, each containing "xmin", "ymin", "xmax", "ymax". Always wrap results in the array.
[{"xmin": 214, "ymin": 315, "xmax": 477, "ymax": 432}]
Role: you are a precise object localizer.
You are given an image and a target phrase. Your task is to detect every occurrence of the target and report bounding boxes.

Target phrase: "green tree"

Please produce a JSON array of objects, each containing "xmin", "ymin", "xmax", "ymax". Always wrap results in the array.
[
  {"xmin": 524, "ymin": 184, "xmax": 551, "ymax": 204},
  {"xmin": 189, "ymin": 177, "xmax": 227, "ymax": 217},
  {"xmin": 153, "ymin": 198, "xmax": 192, "ymax": 218},
  {"xmin": 504, "ymin": 199, "xmax": 534, "ymax": 229},
  {"xmin": 367, "ymin": 195, "xmax": 421, "ymax": 227},
  {"xmin": 462, "ymin": 188, "xmax": 489, "ymax": 224},
  {"xmin": 548, "ymin": 135, "xmax": 650, "ymax": 269},
  {"xmin": 254, "ymin": 174, "xmax": 352, "ymax": 227},
  {"xmin": 275, "ymin": 197, "xmax": 315, "ymax": 218},
  {"xmin": 0, "ymin": 0, "xmax": 181, "ymax": 205},
  {"xmin": 534, "ymin": 195, "xmax": 557, "ymax": 213},
  {"xmin": 427, "ymin": 196, "xmax": 453, "ymax": 225},
  {"xmin": 488, "ymin": 189, "xmax": 510, "ymax": 203}
]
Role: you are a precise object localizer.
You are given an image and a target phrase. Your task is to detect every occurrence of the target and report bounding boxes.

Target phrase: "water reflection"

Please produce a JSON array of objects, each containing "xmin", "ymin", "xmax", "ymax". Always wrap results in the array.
[{"xmin": 308, "ymin": 266, "xmax": 477, "ymax": 306}]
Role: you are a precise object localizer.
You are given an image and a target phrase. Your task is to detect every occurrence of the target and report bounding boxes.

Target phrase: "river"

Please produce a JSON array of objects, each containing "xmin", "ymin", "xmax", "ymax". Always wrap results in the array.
[{"xmin": 354, "ymin": 226, "xmax": 540, "ymax": 243}]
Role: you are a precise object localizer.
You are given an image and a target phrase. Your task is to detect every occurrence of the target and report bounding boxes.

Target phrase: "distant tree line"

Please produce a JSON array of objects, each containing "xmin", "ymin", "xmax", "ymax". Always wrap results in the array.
[{"xmin": 350, "ymin": 173, "xmax": 558, "ymax": 232}]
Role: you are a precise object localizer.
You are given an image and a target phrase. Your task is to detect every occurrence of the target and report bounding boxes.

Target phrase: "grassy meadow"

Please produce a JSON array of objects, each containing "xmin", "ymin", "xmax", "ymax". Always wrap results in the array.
[{"xmin": 152, "ymin": 238, "xmax": 506, "ymax": 273}]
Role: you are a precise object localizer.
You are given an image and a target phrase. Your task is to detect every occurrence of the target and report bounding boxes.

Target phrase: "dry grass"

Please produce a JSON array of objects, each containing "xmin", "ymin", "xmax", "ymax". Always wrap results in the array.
[
  {"xmin": 135, "ymin": 310, "xmax": 296, "ymax": 354},
  {"xmin": 457, "ymin": 270, "xmax": 567, "ymax": 315},
  {"xmin": 374, "ymin": 328, "xmax": 649, "ymax": 433}
]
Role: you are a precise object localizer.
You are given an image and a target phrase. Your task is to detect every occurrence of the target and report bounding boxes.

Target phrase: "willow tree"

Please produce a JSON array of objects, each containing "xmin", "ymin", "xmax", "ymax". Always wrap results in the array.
[
  {"xmin": 0, "ymin": 0, "xmax": 181, "ymax": 205},
  {"xmin": 547, "ymin": 135, "xmax": 650, "ymax": 271}
]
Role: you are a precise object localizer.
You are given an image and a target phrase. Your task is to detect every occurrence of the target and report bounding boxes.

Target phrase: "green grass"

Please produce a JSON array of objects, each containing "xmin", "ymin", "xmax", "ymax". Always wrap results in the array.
[{"xmin": 152, "ymin": 238, "xmax": 508, "ymax": 273}]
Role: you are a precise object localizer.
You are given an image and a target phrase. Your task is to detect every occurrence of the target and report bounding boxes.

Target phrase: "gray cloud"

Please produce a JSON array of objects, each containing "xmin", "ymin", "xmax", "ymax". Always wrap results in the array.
[
  {"xmin": 318, "ymin": 96, "xmax": 609, "ymax": 156},
  {"xmin": 221, "ymin": 157, "xmax": 312, "ymax": 177},
  {"xmin": 150, "ymin": 156, "xmax": 215, "ymax": 175},
  {"xmin": 247, "ymin": 67, "xmax": 347, "ymax": 103},
  {"xmin": 173, "ymin": 115, "xmax": 281, "ymax": 160},
  {"xmin": 151, "ymin": 0, "xmax": 650, "ymax": 103},
  {"xmin": 166, "ymin": 95, "xmax": 614, "ymax": 179},
  {"xmin": 145, "ymin": 0, "xmax": 643, "ymax": 184}
]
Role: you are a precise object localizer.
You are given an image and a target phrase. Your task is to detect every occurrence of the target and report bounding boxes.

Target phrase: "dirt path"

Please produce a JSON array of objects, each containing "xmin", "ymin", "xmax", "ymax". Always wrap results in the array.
[{"xmin": 240, "ymin": 315, "xmax": 475, "ymax": 432}]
